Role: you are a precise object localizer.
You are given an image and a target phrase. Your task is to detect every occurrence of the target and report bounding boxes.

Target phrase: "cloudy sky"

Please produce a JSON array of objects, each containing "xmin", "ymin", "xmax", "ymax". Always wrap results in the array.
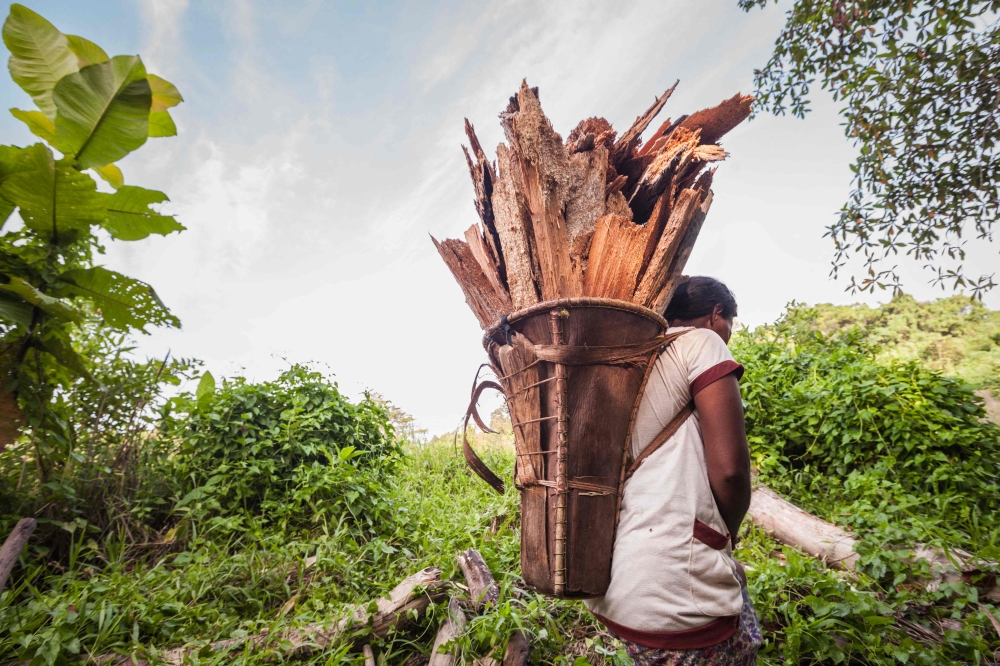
[{"xmin": 2, "ymin": 1, "xmax": 997, "ymax": 435}]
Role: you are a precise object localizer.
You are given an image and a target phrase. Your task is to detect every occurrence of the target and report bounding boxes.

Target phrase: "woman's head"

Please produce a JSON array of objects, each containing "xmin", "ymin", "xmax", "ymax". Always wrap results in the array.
[{"xmin": 664, "ymin": 276, "xmax": 738, "ymax": 343}]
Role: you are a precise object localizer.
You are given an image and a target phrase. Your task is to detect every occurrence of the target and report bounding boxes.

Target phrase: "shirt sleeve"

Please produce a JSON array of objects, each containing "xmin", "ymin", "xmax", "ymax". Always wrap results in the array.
[{"xmin": 677, "ymin": 329, "xmax": 744, "ymax": 397}]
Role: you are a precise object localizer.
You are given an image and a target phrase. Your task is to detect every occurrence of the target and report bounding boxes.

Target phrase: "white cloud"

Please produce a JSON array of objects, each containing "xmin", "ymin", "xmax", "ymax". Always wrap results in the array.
[
  {"xmin": 138, "ymin": 0, "xmax": 190, "ymax": 77},
  {"xmin": 110, "ymin": 0, "xmax": 998, "ymax": 438}
]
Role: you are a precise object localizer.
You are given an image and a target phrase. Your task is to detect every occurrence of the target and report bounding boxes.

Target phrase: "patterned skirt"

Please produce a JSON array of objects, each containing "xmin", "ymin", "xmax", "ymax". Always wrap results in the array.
[{"xmin": 615, "ymin": 587, "xmax": 763, "ymax": 666}]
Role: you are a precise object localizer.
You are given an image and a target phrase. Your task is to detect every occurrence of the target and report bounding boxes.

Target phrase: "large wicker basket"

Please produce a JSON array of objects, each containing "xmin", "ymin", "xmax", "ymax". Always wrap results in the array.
[{"xmin": 465, "ymin": 297, "xmax": 683, "ymax": 598}]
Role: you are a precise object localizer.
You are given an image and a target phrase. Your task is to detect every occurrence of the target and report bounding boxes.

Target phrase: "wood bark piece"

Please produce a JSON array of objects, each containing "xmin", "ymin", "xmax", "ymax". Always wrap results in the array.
[
  {"xmin": 465, "ymin": 224, "xmax": 509, "ymax": 306},
  {"xmin": 363, "ymin": 644, "xmax": 376, "ymax": 666},
  {"xmin": 611, "ymin": 81, "xmax": 678, "ymax": 169},
  {"xmin": 456, "ymin": 548, "xmax": 499, "ymax": 610},
  {"xmin": 510, "ymin": 82, "xmax": 582, "ymax": 299},
  {"xmin": 563, "ymin": 145, "xmax": 609, "ymax": 276},
  {"xmin": 678, "ymin": 93, "xmax": 753, "ymax": 145},
  {"xmin": 492, "ymin": 143, "xmax": 540, "ymax": 309},
  {"xmin": 502, "ymin": 630, "xmax": 530, "ymax": 666},
  {"xmin": 147, "ymin": 568, "xmax": 448, "ymax": 665},
  {"xmin": 748, "ymin": 485, "xmax": 1000, "ymax": 601},
  {"xmin": 433, "ymin": 237, "xmax": 511, "ymax": 327},
  {"xmin": 428, "ymin": 598, "xmax": 466, "ymax": 666},
  {"xmin": 584, "ymin": 214, "xmax": 647, "ymax": 300},
  {"xmin": 633, "ymin": 188, "xmax": 702, "ymax": 309},
  {"xmin": 0, "ymin": 517, "xmax": 36, "ymax": 594},
  {"xmin": 653, "ymin": 189, "xmax": 713, "ymax": 314},
  {"xmin": 463, "ymin": 119, "xmax": 507, "ymax": 287},
  {"xmin": 497, "ymin": 333, "xmax": 542, "ymax": 485}
]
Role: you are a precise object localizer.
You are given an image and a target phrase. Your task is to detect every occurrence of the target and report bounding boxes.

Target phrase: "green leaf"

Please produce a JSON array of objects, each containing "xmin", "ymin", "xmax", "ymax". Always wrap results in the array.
[
  {"xmin": 0, "ymin": 275, "xmax": 82, "ymax": 322},
  {"xmin": 91, "ymin": 163, "xmax": 124, "ymax": 190},
  {"xmin": 148, "ymin": 74, "xmax": 183, "ymax": 112},
  {"xmin": 0, "ymin": 290, "xmax": 32, "ymax": 327},
  {"xmin": 53, "ymin": 55, "xmax": 152, "ymax": 169},
  {"xmin": 10, "ymin": 108, "xmax": 55, "ymax": 143},
  {"xmin": 65, "ymin": 34, "xmax": 108, "ymax": 68},
  {"xmin": 56, "ymin": 266, "xmax": 179, "ymax": 331},
  {"xmin": 148, "ymin": 110, "xmax": 177, "ymax": 138},
  {"xmin": 196, "ymin": 372, "xmax": 216, "ymax": 402},
  {"xmin": 0, "ymin": 144, "xmax": 105, "ymax": 242},
  {"xmin": 101, "ymin": 185, "xmax": 184, "ymax": 240},
  {"xmin": 0, "ymin": 199, "xmax": 13, "ymax": 228},
  {"xmin": 30, "ymin": 333, "xmax": 93, "ymax": 381},
  {"xmin": 2, "ymin": 4, "xmax": 78, "ymax": 119}
]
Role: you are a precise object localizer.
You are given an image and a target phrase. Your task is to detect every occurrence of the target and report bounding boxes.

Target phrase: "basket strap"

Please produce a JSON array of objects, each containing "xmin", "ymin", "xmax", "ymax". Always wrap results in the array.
[
  {"xmin": 622, "ymin": 400, "xmax": 695, "ymax": 483},
  {"xmin": 531, "ymin": 330, "xmax": 688, "ymax": 366},
  {"xmin": 463, "ymin": 376, "xmax": 506, "ymax": 495}
]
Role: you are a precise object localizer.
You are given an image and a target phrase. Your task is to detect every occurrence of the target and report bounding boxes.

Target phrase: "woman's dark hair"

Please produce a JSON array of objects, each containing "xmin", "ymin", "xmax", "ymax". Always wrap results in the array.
[{"xmin": 663, "ymin": 276, "xmax": 738, "ymax": 322}]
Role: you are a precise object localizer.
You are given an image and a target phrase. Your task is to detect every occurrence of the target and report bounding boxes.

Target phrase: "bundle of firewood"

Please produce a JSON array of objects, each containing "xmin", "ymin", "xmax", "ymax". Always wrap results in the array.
[{"xmin": 434, "ymin": 80, "xmax": 752, "ymax": 327}]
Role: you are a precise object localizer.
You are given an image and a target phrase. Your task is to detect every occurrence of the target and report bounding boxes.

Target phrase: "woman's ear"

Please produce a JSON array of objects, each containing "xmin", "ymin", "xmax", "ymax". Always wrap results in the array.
[{"xmin": 712, "ymin": 303, "xmax": 725, "ymax": 323}]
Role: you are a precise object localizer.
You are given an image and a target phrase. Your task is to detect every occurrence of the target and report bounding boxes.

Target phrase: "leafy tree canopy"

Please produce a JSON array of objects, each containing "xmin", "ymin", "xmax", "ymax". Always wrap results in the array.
[
  {"xmin": 0, "ymin": 4, "xmax": 185, "ymax": 458},
  {"xmin": 741, "ymin": 0, "xmax": 1000, "ymax": 296}
]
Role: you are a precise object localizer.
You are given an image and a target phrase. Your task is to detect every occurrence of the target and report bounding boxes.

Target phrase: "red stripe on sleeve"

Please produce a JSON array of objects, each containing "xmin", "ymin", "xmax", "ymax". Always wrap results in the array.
[{"xmin": 690, "ymin": 360, "xmax": 744, "ymax": 397}]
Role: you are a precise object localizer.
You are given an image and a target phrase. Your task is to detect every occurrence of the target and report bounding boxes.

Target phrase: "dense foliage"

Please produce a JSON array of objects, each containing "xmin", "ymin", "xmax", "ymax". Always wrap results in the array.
[
  {"xmin": 740, "ymin": 0, "xmax": 1000, "ymax": 296},
  {"xmin": 799, "ymin": 293, "xmax": 1000, "ymax": 393},
  {"xmin": 3, "ymin": 299, "xmax": 998, "ymax": 665},
  {"xmin": 0, "ymin": 4, "xmax": 185, "ymax": 475}
]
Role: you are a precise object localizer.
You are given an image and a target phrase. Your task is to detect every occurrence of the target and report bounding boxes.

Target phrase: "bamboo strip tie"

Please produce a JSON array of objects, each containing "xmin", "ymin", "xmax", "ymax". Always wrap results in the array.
[{"xmin": 550, "ymin": 308, "xmax": 570, "ymax": 597}]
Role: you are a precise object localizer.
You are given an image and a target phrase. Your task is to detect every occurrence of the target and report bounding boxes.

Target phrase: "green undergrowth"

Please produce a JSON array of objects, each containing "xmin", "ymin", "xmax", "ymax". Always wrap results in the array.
[{"xmin": 3, "ymin": 300, "xmax": 1000, "ymax": 665}]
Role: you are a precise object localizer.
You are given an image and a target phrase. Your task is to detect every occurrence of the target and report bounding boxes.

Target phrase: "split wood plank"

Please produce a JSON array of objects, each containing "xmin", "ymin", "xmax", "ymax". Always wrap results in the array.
[
  {"xmin": 463, "ymin": 119, "xmax": 507, "ymax": 287},
  {"xmin": 433, "ymin": 237, "xmax": 511, "ymax": 328},
  {"xmin": 583, "ymin": 214, "xmax": 648, "ymax": 301},
  {"xmin": 678, "ymin": 93, "xmax": 754, "ymax": 145},
  {"xmin": 492, "ymin": 143, "xmax": 541, "ymax": 309},
  {"xmin": 653, "ymin": 189, "xmax": 713, "ymax": 314},
  {"xmin": 428, "ymin": 598, "xmax": 466, "ymax": 666},
  {"xmin": 633, "ymin": 188, "xmax": 702, "ymax": 309},
  {"xmin": 503, "ymin": 630, "xmax": 530, "ymax": 666},
  {"xmin": 130, "ymin": 568, "xmax": 450, "ymax": 666},
  {"xmin": 510, "ymin": 82, "xmax": 582, "ymax": 299},
  {"xmin": 0, "ymin": 517, "xmax": 35, "ymax": 594},
  {"xmin": 611, "ymin": 81, "xmax": 678, "ymax": 169},
  {"xmin": 465, "ymin": 224, "xmax": 509, "ymax": 306},
  {"xmin": 496, "ymin": 333, "xmax": 542, "ymax": 485},
  {"xmin": 456, "ymin": 548, "xmax": 499, "ymax": 610}
]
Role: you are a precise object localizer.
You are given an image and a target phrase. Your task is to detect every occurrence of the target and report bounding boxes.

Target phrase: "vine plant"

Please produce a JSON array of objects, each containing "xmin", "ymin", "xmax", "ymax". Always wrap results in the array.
[{"xmin": 0, "ymin": 4, "xmax": 184, "ymax": 480}]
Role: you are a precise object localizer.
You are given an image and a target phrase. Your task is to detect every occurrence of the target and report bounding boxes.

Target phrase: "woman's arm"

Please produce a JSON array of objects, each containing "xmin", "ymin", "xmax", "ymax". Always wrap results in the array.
[{"xmin": 694, "ymin": 374, "xmax": 751, "ymax": 545}]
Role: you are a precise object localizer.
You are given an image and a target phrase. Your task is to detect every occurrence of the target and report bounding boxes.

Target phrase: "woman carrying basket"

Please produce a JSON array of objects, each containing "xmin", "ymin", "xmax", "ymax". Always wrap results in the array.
[{"xmin": 586, "ymin": 276, "xmax": 761, "ymax": 665}]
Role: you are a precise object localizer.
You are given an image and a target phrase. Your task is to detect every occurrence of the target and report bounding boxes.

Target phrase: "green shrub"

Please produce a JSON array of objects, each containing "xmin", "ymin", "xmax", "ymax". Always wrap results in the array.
[
  {"xmin": 163, "ymin": 365, "xmax": 402, "ymax": 533},
  {"xmin": 732, "ymin": 306, "xmax": 1000, "ymax": 552}
]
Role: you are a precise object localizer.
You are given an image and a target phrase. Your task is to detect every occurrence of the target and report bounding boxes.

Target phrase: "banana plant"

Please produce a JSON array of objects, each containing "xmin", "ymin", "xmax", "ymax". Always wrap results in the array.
[{"xmin": 0, "ymin": 4, "xmax": 186, "ymax": 463}]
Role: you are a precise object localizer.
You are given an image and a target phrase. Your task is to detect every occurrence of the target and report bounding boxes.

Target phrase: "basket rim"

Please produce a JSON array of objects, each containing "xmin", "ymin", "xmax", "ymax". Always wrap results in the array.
[{"xmin": 485, "ymin": 297, "xmax": 669, "ymax": 337}]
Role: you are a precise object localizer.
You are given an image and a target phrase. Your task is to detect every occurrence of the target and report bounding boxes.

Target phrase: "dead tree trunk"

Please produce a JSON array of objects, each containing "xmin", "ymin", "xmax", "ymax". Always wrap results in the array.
[
  {"xmin": 0, "ymin": 517, "xmax": 36, "ymax": 594},
  {"xmin": 747, "ymin": 485, "xmax": 999, "ymax": 600}
]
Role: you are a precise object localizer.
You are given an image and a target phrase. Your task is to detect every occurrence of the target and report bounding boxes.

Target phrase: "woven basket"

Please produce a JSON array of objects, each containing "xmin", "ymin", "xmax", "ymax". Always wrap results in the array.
[{"xmin": 465, "ymin": 298, "xmax": 681, "ymax": 598}]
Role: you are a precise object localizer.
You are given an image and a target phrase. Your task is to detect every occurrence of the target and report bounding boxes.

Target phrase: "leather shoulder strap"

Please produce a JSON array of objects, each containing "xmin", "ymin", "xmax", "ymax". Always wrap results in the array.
[{"xmin": 623, "ymin": 400, "xmax": 695, "ymax": 483}]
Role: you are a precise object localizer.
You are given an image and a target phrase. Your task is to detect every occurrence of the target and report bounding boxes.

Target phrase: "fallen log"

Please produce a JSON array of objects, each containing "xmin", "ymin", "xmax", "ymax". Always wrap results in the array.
[
  {"xmin": 456, "ymin": 548, "xmax": 499, "ymax": 610},
  {"xmin": 90, "ymin": 568, "xmax": 448, "ymax": 665},
  {"xmin": 0, "ymin": 517, "xmax": 36, "ymax": 594},
  {"xmin": 747, "ymin": 485, "xmax": 999, "ymax": 601},
  {"xmin": 428, "ymin": 598, "xmax": 466, "ymax": 666},
  {"xmin": 503, "ymin": 630, "xmax": 530, "ymax": 666}
]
